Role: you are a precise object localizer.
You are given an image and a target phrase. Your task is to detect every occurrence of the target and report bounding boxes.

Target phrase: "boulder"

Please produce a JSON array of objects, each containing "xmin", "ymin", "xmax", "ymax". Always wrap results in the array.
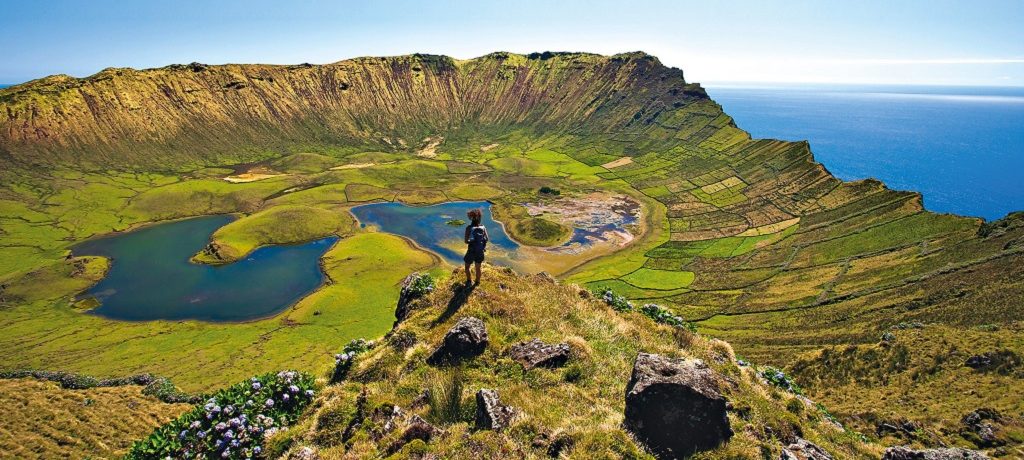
[
  {"xmin": 881, "ymin": 447, "xmax": 988, "ymax": 460},
  {"xmin": 403, "ymin": 414, "xmax": 439, "ymax": 441},
  {"xmin": 395, "ymin": 273, "xmax": 425, "ymax": 324},
  {"xmin": 623, "ymin": 353, "xmax": 733, "ymax": 459},
  {"xmin": 509, "ymin": 338, "xmax": 571, "ymax": 369},
  {"xmin": 288, "ymin": 446, "xmax": 320, "ymax": 460},
  {"xmin": 427, "ymin": 317, "xmax": 488, "ymax": 365},
  {"xmin": 475, "ymin": 388, "xmax": 515, "ymax": 430},
  {"xmin": 964, "ymin": 354, "xmax": 993, "ymax": 369},
  {"xmin": 780, "ymin": 438, "xmax": 834, "ymax": 460},
  {"xmin": 961, "ymin": 408, "xmax": 1004, "ymax": 447}
]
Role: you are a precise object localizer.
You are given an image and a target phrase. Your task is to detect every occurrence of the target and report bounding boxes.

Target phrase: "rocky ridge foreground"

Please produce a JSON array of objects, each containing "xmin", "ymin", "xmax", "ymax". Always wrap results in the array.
[{"xmin": 244, "ymin": 268, "xmax": 981, "ymax": 459}]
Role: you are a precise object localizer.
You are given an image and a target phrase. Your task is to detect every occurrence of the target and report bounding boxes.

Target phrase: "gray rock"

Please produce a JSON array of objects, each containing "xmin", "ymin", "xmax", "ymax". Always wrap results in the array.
[
  {"xmin": 623, "ymin": 353, "xmax": 733, "ymax": 459},
  {"xmin": 780, "ymin": 438, "xmax": 833, "ymax": 460},
  {"xmin": 509, "ymin": 338, "xmax": 571, "ymax": 369},
  {"xmin": 961, "ymin": 408, "xmax": 1004, "ymax": 447},
  {"xmin": 401, "ymin": 414, "xmax": 439, "ymax": 443},
  {"xmin": 881, "ymin": 446, "xmax": 989, "ymax": 460},
  {"xmin": 384, "ymin": 414, "xmax": 440, "ymax": 455},
  {"xmin": 475, "ymin": 388, "xmax": 515, "ymax": 430},
  {"xmin": 427, "ymin": 317, "xmax": 488, "ymax": 365},
  {"xmin": 288, "ymin": 446, "xmax": 320, "ymax": 460},
  {"xmin": 395, "ymin": 273, "xmax": 425, "ymax": 324}
]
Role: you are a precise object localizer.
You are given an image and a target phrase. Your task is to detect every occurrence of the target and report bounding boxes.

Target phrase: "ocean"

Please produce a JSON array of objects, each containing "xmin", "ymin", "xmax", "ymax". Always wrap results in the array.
[{"xmin": 705, "ymin": 84, "xmax": 1024, "ymax": 221}]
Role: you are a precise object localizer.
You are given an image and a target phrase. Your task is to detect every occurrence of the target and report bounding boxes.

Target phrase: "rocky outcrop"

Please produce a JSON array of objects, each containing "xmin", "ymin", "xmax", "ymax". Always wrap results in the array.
[
  {"xmin": 386, "ymin": 415, "xmax": 440, "ymax": 454},
  {"xmin": 780, "ymin": 438, "xmax": 834, "ymax": 460},
  {"xmin": 395, "ymin": 273, "xmax": 425, "ymax": 324},
  {"xmin": 881, "ymin": 447, "xmax": 988, "ymax": 460},
  {"xmin": 623, "ymin": 353, "xmax": 732, "ymax": 459},
  {"xmin": 475, "ymin": 389, "xmax": 515, "ymax": 431},
  {"xmin": 508, "ymin": 338, "xmax": 571, "ymax": 369},
  {"xmin": 426, "ymin": 317, "xmax": 488, "ymax": 365},
  {"xmin": 960, "ymin": 408, "xmax": 1004, "ymax": 447}
]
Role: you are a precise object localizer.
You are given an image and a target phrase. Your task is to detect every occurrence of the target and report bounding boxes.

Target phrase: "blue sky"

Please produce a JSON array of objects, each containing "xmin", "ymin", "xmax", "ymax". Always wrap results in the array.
[{"xmin": 2, "ymin": 0, "xmax": 1022, "ymax": 86}]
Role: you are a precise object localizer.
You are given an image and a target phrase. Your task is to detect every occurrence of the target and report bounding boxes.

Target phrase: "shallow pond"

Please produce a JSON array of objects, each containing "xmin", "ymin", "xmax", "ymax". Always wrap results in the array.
[
  {"xmin": 350, "ymin": 199, "xmax": 640, "ymax": 274},
  {"xmin": 74, "ymin": 215, "xmax": 336, "ymax": 322}
]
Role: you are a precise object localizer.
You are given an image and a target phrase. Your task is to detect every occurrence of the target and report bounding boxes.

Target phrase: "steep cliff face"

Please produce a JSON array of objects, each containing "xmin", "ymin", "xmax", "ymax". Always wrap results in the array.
[{"xmin": 0, "ymin": 52, "xmax": 704, "ymax": 167}]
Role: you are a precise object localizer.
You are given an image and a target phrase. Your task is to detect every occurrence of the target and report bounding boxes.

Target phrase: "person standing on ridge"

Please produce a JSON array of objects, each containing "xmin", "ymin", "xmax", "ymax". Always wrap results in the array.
[{"xmin": 463, "ymin": 208, "xmax": 489, "ymax": 285}]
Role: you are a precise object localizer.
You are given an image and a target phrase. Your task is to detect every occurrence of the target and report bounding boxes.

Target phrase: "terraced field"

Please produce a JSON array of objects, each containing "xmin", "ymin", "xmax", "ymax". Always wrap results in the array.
[{"xmin": 0, "ymin": 51, "xmax": 1021, "ymax": 453}]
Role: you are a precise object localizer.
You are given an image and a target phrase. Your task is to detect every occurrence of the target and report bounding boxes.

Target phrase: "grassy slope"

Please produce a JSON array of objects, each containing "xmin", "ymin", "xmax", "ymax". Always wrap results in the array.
[
  {"xmin": 279, "ymin": 268, "xmax": 880, "ymax": 459},
  {"xmin": 0, "ymin": 378, "xmax": 189, "ymax": 459}
]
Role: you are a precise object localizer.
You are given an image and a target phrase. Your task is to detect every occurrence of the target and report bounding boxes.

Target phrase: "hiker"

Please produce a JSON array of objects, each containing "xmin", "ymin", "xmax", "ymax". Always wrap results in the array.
[{"xmin": 463, "ymin": 208, "xmax": 489, "ymax": 285}]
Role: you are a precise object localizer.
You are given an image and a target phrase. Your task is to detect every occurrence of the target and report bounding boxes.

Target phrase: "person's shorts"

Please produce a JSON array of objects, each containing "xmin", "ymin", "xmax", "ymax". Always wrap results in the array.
[{"xmin": 463, "ymin": 247, "xmax": 485, "ymax": 264}]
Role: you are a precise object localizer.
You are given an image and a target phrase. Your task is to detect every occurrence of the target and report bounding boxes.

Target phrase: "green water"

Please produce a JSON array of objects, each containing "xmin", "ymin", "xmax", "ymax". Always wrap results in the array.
[{"xmin": 73, "ymin": 215, "xmax": 336, "ymax": 322}]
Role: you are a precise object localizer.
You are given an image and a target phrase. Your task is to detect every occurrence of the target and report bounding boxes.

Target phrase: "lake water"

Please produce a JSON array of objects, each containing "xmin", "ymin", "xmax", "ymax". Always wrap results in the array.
[
  {"xmin": 74, "ymin": 215, "xmax": 336, "ymax": 322},
  {"xmin": 350, "ymin": 201, "xmax": 520, "ymax": 266},
  {"xmin": 350, "ymin": 199, "xmax": 641, "ymax": 274},
  {"xmin": 706, "ymin": 84, "xmax": 1024, "ymax": 221}
]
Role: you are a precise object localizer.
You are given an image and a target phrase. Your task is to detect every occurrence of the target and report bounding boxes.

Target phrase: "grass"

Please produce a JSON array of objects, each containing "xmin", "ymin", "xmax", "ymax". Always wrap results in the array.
[
  {"xmin": 192, "ymin": 205, "xmax": 357, "ymax": 264},
  {"xmin": 621, "ymin": 268, "xmax": 695, "ymax": 290},
  {"xmin": 0, "ymin": 377, "xmax": 190, "ymax": 459},
  {"xmin": 285, "ymin": 267, "xmax": 880, "ymax": 459},
  {"xmin": 491, "ymin": 201, "xmax": 573, "ymax": 247}
]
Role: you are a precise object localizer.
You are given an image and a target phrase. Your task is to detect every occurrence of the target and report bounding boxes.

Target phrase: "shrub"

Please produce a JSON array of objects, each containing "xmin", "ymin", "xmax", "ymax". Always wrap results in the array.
[
  {"xmin": 639, "ymin": 303, "xmax": 697, "ymax": 332},
  {"xmin": 126, "ymin": 370, "xmax": 317, "ymax": 459},
  {"xmin": 332, "ymin": 338, "xmax": 374, "ymax": 383},
  {"xmin": 426, "ymin": 370, "xmax": 471, "ymax": 425},
  {"xmin": 759, "ymin": 366, "xmax": 803, "ymax": 395},
  {"xmin": 406, "ymin": 273, "xmax": 436, "ymax": 298},
  {"xmin": 598, "ymin": 288, "xmax": 633, "ymax": 312}
]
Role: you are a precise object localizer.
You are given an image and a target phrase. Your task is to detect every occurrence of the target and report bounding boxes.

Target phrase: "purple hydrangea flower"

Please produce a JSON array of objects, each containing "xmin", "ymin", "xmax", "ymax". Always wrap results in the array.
[{"xmin": 265, "ymin": 398, "xmax": 274, "ymax": 408}]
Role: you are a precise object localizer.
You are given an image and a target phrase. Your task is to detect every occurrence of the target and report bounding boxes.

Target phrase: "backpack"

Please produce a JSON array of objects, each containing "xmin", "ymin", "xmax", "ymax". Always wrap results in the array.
[{"xmin": 469, "ymin": 225, "xmax": 488, "ymax": 251}]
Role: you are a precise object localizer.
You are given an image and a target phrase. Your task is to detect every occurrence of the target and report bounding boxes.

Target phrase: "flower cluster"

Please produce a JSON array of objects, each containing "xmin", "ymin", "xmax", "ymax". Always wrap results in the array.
[
  {"xmin": 759, "ymin": 366, "xmax": 803, "ymax": 395},
  {"xmin": 127, "ymin": 370, "xmax": 316, "ymax": 459},
  {"xmin": 639, "ymin": 303, "xmax": 697, "ymax": 332},
  {"xmin": 599, "ymin": 288, "xmax": 633, "ymax": 312},
  {"xmin": 331, "ymin": 338, "xmax": 374, "ymax": 382},
  {"xmin": 406, "ymin": 273, "xmax": 436, "ymax": 298}
]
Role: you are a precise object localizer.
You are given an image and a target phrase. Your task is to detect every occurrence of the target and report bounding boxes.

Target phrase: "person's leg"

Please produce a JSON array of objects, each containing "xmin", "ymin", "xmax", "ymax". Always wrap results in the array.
[
  {"xmin": 474, "ymin": 261, "xmax": 482, "ymax": 284},
  {"xmin": 464, "ymin": 261, "xmax": 472, "ymax": 284}
]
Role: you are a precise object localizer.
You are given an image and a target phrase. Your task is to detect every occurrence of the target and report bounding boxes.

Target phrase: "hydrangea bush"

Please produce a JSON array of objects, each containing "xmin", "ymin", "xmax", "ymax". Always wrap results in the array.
[
  {"xmin": 597, "ymin": 289, "xmax": 698, "ymax": 332},
  {"xmin": 599, "ymin": 288, "xmax": 634, "ymax": 312},
  {"xmin": 639, "ymin": 303, "xmax": 697, "ymax": 332},
  {"xmin": 330, "ymin": 338, "xmax": 374, "ymax": 383},
  {"xmin": 126, "ymin": 370, "xmax": 316, "ymax": 459},
  {"xmin": 759, "ymin": 366, "xmax": 803, "ymax": 395},
  {"xmin": 406, "ymin": 273, "xmax": 436, "ymax": 298}
]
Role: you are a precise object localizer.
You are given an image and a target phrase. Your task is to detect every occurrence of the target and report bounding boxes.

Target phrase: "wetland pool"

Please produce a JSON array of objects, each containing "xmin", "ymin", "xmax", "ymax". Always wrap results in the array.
[
  {"xmin": 350, "ymin": 198, "xmax": 639, "ymax": 274},
  {"xmin": 74, "ymin": 215, "xmax": 336, "ymax": 322}
]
